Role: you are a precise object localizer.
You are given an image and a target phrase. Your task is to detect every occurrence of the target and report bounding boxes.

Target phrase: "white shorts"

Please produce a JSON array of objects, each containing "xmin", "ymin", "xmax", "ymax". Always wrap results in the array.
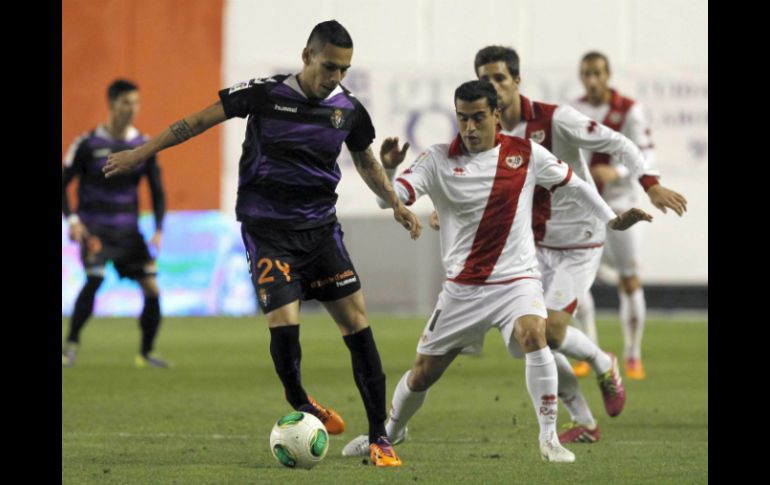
[
  {"xmin": 602, "ymin": 224, "xmax": 641, "ymax": 278},
  {"xmin": 416, "ymin": 278, "xmax": 547, "ymax": 360},
  {"xmin": 536, "ymin": 246, "xmax": 602, "ymax": 314}
]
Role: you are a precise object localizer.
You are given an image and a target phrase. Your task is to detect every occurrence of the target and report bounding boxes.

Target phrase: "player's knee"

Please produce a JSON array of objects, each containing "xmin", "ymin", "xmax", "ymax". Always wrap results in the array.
[
  {"xmin": 514, "ymin": 317, "xmax": 547, "ymax": 350},
  {"xmin": 85, "ymin": 275, "xmax": 104, "ymax": 291},
  {"xmin": 545, "ymin": 311, "xmax": 568, "ymax": 348},
  {"xmin": 619, "ymin": 276, "xmax": 641, "ymax": 294},
  {"xmin": 407, "ymin": 368, "xmax": 431, "ymax": 392},
  {"xmin": 408, "ymin": 357, "xmax": 439, "ymax": 392},
  {"xmin": 140, "ymin": 277, "xmax": 160, "ymax": 298},
  {"xmin": 545, "ymin": 324, "xmax": 566, "ymax": 348}
]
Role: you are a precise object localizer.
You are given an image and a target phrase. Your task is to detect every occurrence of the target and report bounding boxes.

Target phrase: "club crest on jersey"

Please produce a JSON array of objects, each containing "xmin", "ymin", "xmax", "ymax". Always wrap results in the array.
[
  {"xmin": 609, "ymin": 111, "xmax": 623, "ymax": 124},
  {"xmin": 93, "ymin": 148, "xmax": 111, "ymax": 159},
  {"xmin": 331, "ymin": 109, "xmax": 345, "ymax": 128},
  {"xmin": 505, "ymin": 155, "xmax": 524, "ymax": 169},
  {"xmin": 529, "ymin": 129, "xmax": 546, "ymax": 144}
]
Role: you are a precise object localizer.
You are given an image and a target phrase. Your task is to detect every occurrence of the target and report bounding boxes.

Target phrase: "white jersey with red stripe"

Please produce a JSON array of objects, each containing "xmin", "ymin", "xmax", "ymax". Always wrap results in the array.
[
  {"xmin": 394, "ymin": 134, "xmax": 573, "ymax": 285},
  {"xmin": 570, "ymin": 90, "xmax": 658, "ymax": 212},
  {"xmin": 499, "ymin": 95, "xmax": 654, "ymax": 249}
]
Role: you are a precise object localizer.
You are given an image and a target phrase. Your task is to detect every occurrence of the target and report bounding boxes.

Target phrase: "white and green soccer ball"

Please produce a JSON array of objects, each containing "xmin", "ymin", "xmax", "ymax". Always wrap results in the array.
[{"xmin": 269, "ymin": 411, "xmax": 329, "ymax": 469}]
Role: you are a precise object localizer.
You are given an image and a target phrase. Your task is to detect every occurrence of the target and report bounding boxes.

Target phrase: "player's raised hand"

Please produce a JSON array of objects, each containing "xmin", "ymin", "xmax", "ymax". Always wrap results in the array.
[
  {"xmin": 647, "ymin": 184, "xmax": 688, "ymax": 216},
  {"xmin": 103, "ymin": 149, "xmax": 143, "ymax": 178},
  {"xmin": 394, "ymin": 203, "xmax": 422, "ymax": 240},
  {"xmin": 380, "ymin": 137, "xmax": 410, "ymax": 170},
  {"xmin": 608, "ymin": 207, "xmax": 653, "ymax": 231}
]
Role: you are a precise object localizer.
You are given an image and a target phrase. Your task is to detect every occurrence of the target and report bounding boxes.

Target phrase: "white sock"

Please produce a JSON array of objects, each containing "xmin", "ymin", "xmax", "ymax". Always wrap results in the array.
[
  {"xmin": 619, "ymin": 288, "xmax": 646, "ymax": 359},
  {"xmin": 385, "ymin": 371, "xmax": 427, "ymax": 441},
  {"xmin": 554, "ymin": 352, "xmax": 596, "ymax": 428},
  {"xmin": 557, "ymin": 327, "xmax": 611, "ymax": 375},
  {"xmin": 574, "ymin": 291, "xmax": 598, "ymax": 344},
  {"xmin": 525, "ymin": 347, "xmax": 558, "ymax": 442}
]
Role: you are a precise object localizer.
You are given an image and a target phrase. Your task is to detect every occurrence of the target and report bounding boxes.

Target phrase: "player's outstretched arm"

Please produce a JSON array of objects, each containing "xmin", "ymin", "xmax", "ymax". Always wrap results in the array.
[
  {"xmin": 350, "ymin": 144, "xmax": 422, "ymax": 240},
  {"xmin": 103, "ymin": 101, "xmax": 227, "ymax": 178}
]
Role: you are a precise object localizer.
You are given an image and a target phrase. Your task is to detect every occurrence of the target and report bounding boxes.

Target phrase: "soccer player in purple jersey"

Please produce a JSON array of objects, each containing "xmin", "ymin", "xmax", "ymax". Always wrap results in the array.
[
  {"xmin": 103, "ymin": 20, "xmax": 420, "ymax": 467},
  {"xmin": 62, "ymin": 79, "xmax": 169, "ymax": 369}
]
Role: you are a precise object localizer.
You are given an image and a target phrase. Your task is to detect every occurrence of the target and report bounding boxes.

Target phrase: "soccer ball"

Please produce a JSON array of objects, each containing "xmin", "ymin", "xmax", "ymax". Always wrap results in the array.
[{"xmin": 269, "ymin": 411, "xmax": 329, "ymax": 469}]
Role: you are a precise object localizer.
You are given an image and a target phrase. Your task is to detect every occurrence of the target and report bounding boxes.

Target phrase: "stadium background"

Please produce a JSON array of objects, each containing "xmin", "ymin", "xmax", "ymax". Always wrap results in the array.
[{"xmin": 62, "ymin": 0, "xmax": 707, "ymax": 316}]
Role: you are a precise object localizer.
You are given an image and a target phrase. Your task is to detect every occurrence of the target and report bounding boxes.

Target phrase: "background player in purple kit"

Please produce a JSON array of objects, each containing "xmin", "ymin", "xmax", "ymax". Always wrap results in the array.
[
  {"xmin": 102, "ymin": 20, "xmax": 421, "ymax": 467},
  {"xmin": 62, "ymin": 79, "xmax": 168, "ymax": 369}
]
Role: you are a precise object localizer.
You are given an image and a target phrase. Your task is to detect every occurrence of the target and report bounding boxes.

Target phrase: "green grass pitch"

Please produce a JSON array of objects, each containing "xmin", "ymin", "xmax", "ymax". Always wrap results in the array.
[{"xmin": 62, "ymin": 315, "xmax": 707, "ymax": 484}]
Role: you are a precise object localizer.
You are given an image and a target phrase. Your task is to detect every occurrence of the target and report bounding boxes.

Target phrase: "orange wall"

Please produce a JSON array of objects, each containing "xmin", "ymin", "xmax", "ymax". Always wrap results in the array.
[{"xmin": 62, "ymin": 0, "xmax": 224, "ymax": 211}]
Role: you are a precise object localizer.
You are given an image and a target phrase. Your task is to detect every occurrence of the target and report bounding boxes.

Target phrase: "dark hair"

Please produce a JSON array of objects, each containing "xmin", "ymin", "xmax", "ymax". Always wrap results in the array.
[
  {"xmin": 107, "ymin": 79, "xmax": 138, "ymax": 102},
  {"xmin": 474, "ymin": 45, "xmax": 520, "ymax": 78},
  {"xmin": 581, "ymin": 51, "xmax": 611, "ymax": 73},
  {"xmin": 306, "ymin": 20, "xmax": 353, "ymax": 49},
  {"xmin": 454, "ymin": 80, "xmax": 499, "ymax": 111}
]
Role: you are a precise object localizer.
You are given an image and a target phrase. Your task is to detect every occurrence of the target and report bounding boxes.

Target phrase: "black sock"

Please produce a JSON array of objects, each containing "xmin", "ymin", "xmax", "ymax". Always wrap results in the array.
[
  {"xmin": 139, "ymin": 296, "xmax": 161, "ymax": 355},
  {"xmin": 67, "ymin": 276, "xmax": 103, "ymax": 344},
  {"xmin": 269, "ymin": 325, "xmax": 309, "ymax": 409},
  {"xmin": 343, "ymin": 326, "xmax": 387, "ymax": 443}
]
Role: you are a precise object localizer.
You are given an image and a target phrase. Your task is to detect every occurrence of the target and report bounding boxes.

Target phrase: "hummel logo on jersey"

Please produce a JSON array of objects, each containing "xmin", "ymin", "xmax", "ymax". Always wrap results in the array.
[
  {"xmin": 529, "ymin": 129, "xmax": 545, "ymax": 144},
  {"xmin": 331, "ymin": 109, "xmax": 345, "ymax": 128},
  {"xmin": 452, "ymin": 167, "xmax": 466, "ymax": 176},
  {"xmin": 274, "ymin": 104, "xmax": 298, "ymax": 113},
  {"xmin": 505, "ymin": 155, "xmax": 523, "ymax": 169}
]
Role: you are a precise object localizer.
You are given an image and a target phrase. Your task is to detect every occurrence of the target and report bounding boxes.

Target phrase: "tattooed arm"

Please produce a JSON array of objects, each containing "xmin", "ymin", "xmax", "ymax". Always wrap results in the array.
[
  {"xmin": 103, "ymin": 101, "xmax": 227, "ymax": 178},
  {"xmin": 350, "ymin": 146, "xmax": 422, "ymax": 239}
]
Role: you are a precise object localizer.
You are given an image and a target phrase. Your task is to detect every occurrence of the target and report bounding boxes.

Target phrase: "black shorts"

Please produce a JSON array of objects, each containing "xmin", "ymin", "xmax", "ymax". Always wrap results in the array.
[
  {"xmin": 241, "ymin": 221, "xmax": 362, "ymax": 313},
  {"xmin": 80, "ymin": 226, "xmax": 156, "ymax": 280}
]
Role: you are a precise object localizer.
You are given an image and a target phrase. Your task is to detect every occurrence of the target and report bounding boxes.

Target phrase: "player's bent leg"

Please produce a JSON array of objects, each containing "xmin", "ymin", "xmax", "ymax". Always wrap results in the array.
[{"xmin": 553, "ymin": 352, "xmax": 600, "ymax": 443}]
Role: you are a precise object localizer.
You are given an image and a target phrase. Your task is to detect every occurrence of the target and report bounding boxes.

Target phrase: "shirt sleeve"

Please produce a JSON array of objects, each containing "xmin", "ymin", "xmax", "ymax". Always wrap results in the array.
[
  {"xmin": 345, "ymin": 100, "xmax": 376, "ymax": 152},
  {"xmin": 552, "ymin": 104, "xmax": 657, "ymax": 179},
  {"xmin": 623, "ymin": 103, "xmax": 660, "ymax": 190},
  {"xmin": 62, "ymin": 133, "xmax": 89, "ymax": 216},
  {"xmin": 530, "ymin": 141, "xmax": 573, "ymax": 191},
  {"xmin": 217, "ymin": 77, "xmax": 272, "ymax": 119},
  {"xmin": 394, "ymin": 149, "xmax": 436, "ymax": 206}
]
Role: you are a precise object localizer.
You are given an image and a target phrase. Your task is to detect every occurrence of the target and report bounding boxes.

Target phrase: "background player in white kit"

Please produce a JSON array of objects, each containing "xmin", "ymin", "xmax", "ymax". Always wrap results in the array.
[
  {"xmin": 570, "ymin": 51, "xmax": 682, "ymax": 380},
  {"xmin": 342, "ymin": 80, "xmax": 651, "ymax": 463}
]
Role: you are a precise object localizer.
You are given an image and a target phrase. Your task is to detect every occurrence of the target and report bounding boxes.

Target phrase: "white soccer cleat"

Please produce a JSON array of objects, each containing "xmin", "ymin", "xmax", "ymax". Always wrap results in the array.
[
  {"xmin": 342, "ymin": 434, "xmax": 369, "ymax": 457},
  {"xmin": 341, "ymin": 427, "xmax": 408, "ymax": 457},
  {"xmin": 539, "ymin": 432, "xmax": 576, "ymax": 463}
]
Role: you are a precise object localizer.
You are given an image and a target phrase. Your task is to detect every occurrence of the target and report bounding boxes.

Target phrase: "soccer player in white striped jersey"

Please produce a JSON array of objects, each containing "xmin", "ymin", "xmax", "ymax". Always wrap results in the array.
[
  {"xmin": 470, "ymin": 46, "xmax": 685, "ymax": 443},
  {"xmin": 570, "ymin": 51, "xmax": 678, "ymax": 380},
  {"xmin": 341, "ymin": 80, "xmax": 651, "ymax": 463}
]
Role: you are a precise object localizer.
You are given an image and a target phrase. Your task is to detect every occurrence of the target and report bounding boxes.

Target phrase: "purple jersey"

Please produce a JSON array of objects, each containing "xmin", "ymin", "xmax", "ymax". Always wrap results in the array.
[
  {"xmin": 219, "ymin": 74, "xmax": 375, "ymax": 229},
  {"xmin": 62, "ymin": 126, "xmax": 165, "ymax": 230}
]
